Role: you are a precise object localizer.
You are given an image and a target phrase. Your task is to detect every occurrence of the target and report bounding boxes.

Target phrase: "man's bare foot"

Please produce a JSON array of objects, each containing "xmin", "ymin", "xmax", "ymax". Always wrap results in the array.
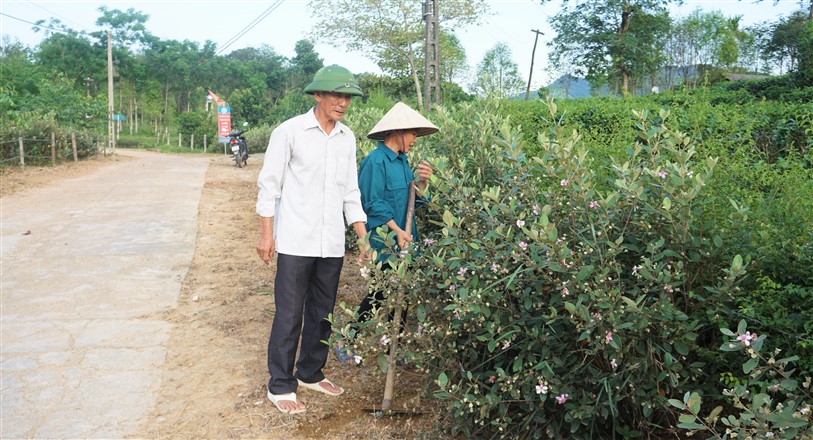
[
  {"xmin": 297, "ymin": 378, "xmax": 344, "ymax": 396},
  {"xmin": 268, "ymin": 391, "xmax": 306, "ymax": 414}
]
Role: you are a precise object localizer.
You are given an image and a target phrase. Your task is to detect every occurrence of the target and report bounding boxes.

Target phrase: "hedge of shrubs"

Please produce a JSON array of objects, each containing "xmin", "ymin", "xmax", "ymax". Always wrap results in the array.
[{"xmin": 337, "ymin": 90, "xmax": 811, "ymax": 438}]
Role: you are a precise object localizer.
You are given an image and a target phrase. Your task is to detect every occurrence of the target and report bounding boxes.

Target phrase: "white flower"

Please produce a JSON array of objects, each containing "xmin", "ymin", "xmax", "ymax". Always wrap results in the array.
[
  {"xmin": 611, "ymin": 359, "xmax": 618, "ymax": 369},
  {"xmin": 359, "ymin": 266, "xmax": 370, "ymax": 279},
  {"xmin": 516, "ymin": 219, "xmax": 525, "ymax": 228}
]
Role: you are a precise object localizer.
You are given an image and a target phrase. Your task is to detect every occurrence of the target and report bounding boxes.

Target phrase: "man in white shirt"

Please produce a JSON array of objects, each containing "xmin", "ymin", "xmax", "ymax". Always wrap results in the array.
[{"xmin": 256, "ymin": 64, "xmax": 368, "ymax": 415}]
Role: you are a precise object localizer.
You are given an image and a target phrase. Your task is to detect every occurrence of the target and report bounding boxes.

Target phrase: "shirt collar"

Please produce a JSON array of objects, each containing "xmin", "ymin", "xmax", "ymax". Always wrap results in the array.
[
  {"xmin": 377, "ymin": 141, "xmax": 404, "ymax": 161},
  {"xmin": 306, "ymin": 106, "xmax": 347, "ymax": 135}
]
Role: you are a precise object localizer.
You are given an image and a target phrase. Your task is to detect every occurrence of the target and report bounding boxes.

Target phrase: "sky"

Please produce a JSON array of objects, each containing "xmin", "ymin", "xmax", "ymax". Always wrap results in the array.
[{"xmin": 0, "ymin": 0, "xmax": 806, "ymax": 91}]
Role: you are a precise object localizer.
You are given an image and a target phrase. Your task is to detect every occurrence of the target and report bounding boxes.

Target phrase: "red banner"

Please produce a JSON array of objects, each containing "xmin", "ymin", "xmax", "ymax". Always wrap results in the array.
[{"xmin": 210, "ymin": 90, "xmax": 230, "ymax": 142}]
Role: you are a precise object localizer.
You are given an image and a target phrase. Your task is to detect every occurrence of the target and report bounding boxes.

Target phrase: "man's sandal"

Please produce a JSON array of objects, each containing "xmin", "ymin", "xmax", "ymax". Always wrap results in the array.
[
  {"xmin": 297, "ymin": 378, "xmax": 344, "ymax": 396},
  {"xmin": 267, "ymin": 391, "xmax": 306, "ymax": 414}
]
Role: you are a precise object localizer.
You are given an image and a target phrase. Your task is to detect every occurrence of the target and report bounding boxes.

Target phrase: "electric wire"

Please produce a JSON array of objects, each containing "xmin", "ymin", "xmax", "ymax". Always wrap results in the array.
[
  {"xmin": 0, "ymin": 12, "xmax": 70, "ymax": 34},
  {"xmin": 215, "ymin": 0, "xmax": 284, "ymax": 56}
]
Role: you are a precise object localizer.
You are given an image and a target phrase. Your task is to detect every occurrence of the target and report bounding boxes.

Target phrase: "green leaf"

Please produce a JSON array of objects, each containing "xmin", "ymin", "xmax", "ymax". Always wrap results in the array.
[
  {"xmin": 674, "ymin": 340, "xmax": 689, "ymax": 356},
  {"xmin": 661, "ymin": 197, "xmax": 671, "ymax": 210},
  {"xmin": 707, "ymin": 405, "xmax": 723, "ymax": 421},
  {"xmin": 576, "ymin": 265, "xmax": 593, "ymax": 282},
  {"xmin": 780, "ymin": 379, "xmax": 798, "ymax": 391},
  {"xmin": 686, "ymin": 392, "xmax": 702, "ymax": 414},
  {"xmin": 437, "ymin": 372, "xmax": 448, "ymax": 387},
  {"xmin": 743, "ymin": 357, "xmax": 759, "ymax": 374},
  {"xmin": 676, "ymin": 422, "xmax": 704, "ymax": 430},
  {"xmin": 442, "ymin": 210, "xmax": 455, "ymax": 228},
  {"xmin": 767, "ymin": 408, "xmax": 809, "ymax": 428},
  {"xmin": 678, "ymin": 414, "xmax": 697, "ymax": 424},
  {"xmin": 667, "ymin": 399, "xmax": 685, "ymax": 409}
]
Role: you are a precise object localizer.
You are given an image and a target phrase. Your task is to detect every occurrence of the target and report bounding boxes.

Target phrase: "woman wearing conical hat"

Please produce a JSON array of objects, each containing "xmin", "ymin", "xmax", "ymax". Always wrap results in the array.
[
  {"xmin": 334, "ymin": 102, "xmax": 438, "ymax": 364},
  {"xmin": 359, "ymin": 101, "xmax": 438, "ymax": 256}
]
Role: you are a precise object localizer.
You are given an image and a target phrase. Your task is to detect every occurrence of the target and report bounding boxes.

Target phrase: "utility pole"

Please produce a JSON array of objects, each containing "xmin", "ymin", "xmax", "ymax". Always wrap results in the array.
[
  {"xmin": 525, "ymin": 29, "xmax": 544, "ymax": 101},
  {"xmin": 423, "ymin": 0, "xmax": 440, "ymax": 111}
]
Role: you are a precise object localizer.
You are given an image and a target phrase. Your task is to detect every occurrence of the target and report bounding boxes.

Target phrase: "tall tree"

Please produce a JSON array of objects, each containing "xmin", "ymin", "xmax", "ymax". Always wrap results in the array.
[
  {"xmin": 439, "ymin": 31, "xmax": 468, "ymax": 86},
  {"xmin": 764, "ymin": 10, "xmax": 809, "ymax": 73},
  {"xmin": 473, "ymin": 43, "xmax": 525, "ymax": 99},
  {"xmin": 546, "ymin": 0, "xmax": 673, "ymax": 95},
  {"xmin": 308, "ymin": 0, "xmax": 488, "ymax": 108},
  {"xmin": 288, "ymin": 39, "xmax": 324, "ymax": 90}
]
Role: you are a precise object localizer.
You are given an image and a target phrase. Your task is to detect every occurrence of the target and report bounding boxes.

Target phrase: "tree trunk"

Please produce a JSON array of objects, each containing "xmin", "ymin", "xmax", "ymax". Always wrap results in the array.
[{"xmin": 407, "ymin": 51, "xmax": 424, "ymax": 110}]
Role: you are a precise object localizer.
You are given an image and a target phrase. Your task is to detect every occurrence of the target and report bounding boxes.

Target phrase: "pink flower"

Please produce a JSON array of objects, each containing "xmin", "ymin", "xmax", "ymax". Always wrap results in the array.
[
  {"xmin": 458, "ymin": 267, "xmax": 468, "ymax": 276},
  {"xmin": 423, "ymin": 238, "xmax": 435, "ymax": 245},
  {"xmin": 489, "ymin": 376, "xmax": 496, "ymax": 384},
  {"xmin": 589, "ymin": 201, "xmax": 599, "ymax": 209},
  {"xmin": 737, "ymin": 331, "xmax": 757, "ymax": 347},
  {"xmin": 449, "ymin": 284, "xmax": 456, "ymax": 292},
  {"xmin": 555, "ymin": 393, "xmax": 569, "ymax": 404},
  {"xmin": 532, "ymin": 204, "xmax": 540, "ymax": 215},
  {"xmin": 518, "ymin": 241, "xmax": 528, "ymax": 251},
  {"xmin": 605, "ymin": 332, "xmax": 613, "ymax": 342},
  {"xmin": 516, "ymin": 219, "xmax": 525, "ymax": 228},
  {"xmin": 658, "ymin": 170, "xmax": 668, "ymax": 179},
  {"xmin": 560, "ymin": 179, "xmax": 569, "ymax": 187},
  {"xmin": 380, "ymin": 335, "xmax": 390, "ymax": 345},
  {"xmin": 491, "ymin": 263, "xmax": 501, "ymax": 272}
]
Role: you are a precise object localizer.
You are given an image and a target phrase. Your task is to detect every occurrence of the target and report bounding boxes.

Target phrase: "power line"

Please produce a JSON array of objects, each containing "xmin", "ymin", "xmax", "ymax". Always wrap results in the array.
[
  {"xmin": 0, "ymin": 12, "xmax": 70, "ymax": 34},
  {"xmin": 215, "ymin": 0, "xmax": 284, "ymax": 56}
]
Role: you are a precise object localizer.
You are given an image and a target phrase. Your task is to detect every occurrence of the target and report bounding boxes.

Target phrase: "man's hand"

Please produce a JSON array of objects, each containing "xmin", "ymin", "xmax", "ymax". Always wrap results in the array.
[
  {"xmin": 257, "ymin": 234, "xmax": 275, "ymax": 265},
  {"xmin": 257, "ymin": 216, "xmax": 275, "ymax": 265},
  {"xmin": 356, "ymin": 238, "xmax": 372, "ymax": 266},
  {"xmin": 352, "ymin": 221, "xmax": 370, "ymax": 266}
]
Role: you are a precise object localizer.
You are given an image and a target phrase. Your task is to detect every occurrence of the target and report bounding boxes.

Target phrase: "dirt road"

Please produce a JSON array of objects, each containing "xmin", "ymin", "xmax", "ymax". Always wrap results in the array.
[{"xmin": 1, "ymin": 150, "xmax": 438, "ymax": 439}]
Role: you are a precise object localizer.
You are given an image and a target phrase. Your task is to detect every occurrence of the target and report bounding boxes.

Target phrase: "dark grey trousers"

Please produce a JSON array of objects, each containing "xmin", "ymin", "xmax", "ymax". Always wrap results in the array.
[{"xmin": 267, "ymin": 253, "xmax": 343, "ymax": 395}]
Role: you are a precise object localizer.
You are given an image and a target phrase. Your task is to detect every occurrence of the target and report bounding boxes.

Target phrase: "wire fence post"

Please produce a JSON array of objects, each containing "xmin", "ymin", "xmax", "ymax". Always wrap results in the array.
[
  {"xmin": 204, "ymin": 134, "xmax": 207, "ymax": 153},
  {"xmin": 71, "ymin": 133, "xmax": 78, "ymax": 162},
  {"xmin": 18, "ymin": 137, "xmax": 25, "ymax": 167},
  {"xmin": 51, "ymin": 132, "xmax": 56, "ymax": 166},
  {"xmin": 190, "ymin": 134, "xmax": 194, "ymax": 150}
]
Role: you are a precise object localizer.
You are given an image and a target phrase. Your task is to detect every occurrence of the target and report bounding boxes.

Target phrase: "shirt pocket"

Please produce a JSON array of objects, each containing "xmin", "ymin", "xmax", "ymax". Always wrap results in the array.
[
  {"xmin": 335, "ymin": 156, "xmax": 349, "ymax": 187},
  {"xmin": 385, "ymin": 168, "xmax": 407, "ymax": 193}
]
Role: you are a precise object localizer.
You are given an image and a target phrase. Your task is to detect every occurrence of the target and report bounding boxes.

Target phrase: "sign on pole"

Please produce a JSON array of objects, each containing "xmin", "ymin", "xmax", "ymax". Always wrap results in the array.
[
  {"xmin": 209, "ymin": 90, "xmax": 231, "ymax": 144},
  {"xmin": 217, "ymin": 104, "xmax": 231, "ymax": 143}
]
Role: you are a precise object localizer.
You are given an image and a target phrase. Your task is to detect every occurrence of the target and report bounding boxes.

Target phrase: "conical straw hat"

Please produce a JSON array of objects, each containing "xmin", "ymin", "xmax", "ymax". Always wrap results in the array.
[{"xmin": 366, "ymin": 102, "xmax": 439, "ymax": 140}]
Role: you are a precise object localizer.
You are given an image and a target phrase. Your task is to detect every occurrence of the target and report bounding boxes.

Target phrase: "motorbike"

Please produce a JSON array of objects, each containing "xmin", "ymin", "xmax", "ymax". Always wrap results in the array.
[{"xmin": 227, "ymin": 126, "xmax": 249, "ymax": 168}]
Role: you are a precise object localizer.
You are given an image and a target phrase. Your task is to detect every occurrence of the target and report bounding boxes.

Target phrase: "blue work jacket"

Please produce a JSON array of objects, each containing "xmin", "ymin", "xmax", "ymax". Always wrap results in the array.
[{"xmin": 358, "ymin": 142, "xmax": 427, "ymax": 263}]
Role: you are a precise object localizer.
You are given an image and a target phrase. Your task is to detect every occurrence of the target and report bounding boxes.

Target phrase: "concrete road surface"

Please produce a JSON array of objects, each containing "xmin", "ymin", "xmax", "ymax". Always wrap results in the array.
[{"xmin": 1, "ymin": 150, "xmax": 210, "ymax": 439}]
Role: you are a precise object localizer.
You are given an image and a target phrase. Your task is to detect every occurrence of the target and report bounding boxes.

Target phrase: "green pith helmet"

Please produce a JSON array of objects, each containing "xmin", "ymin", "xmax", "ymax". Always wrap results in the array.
[{"xmin": 303, "ymin": 64, "xmax": 364, "ymax": 96}]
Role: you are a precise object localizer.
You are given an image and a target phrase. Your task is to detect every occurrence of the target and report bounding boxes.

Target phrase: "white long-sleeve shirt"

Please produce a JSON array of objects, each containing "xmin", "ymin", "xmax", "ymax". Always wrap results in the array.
[{"xmin": 256, "ymin": 108, "xmax": 367, "ymax": 258}]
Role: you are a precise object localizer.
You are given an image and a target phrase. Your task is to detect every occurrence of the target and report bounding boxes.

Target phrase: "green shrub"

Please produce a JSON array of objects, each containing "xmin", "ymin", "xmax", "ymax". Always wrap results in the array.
[
  {"xmin": 671, "ymin": 320, "xmax": 811, "ymax": 439},
  {"xmin": 333, "ymin": 100, "xmax": 759, "ymax": 438}
]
